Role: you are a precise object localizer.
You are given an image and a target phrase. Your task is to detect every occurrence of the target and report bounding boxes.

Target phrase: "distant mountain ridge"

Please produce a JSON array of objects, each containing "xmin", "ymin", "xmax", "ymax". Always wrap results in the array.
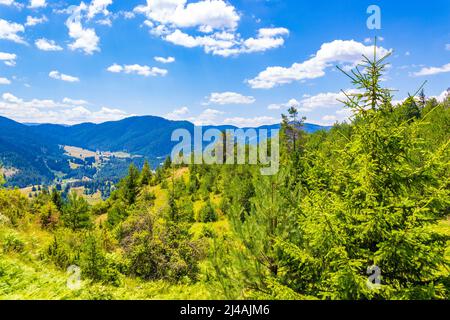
[
  {"xmin": 25, "ymin": 116, "xmax": 328, "ymax": 157},
  {"xmin": 0, "ymin": 115, "xmax": 330, "ymax": 187}
]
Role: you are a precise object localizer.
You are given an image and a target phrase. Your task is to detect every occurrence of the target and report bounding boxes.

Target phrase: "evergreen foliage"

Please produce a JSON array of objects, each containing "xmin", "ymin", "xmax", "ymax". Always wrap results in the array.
[{"xmin": 0, "ymin": 47, "xmax": 448, "ymax": 300}]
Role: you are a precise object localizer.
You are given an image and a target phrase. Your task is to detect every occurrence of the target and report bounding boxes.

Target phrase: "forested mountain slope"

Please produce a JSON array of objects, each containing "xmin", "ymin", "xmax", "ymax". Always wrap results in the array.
[{"xmin": 0, "ymin": 115, "xmax": 328, "ymax": 187}]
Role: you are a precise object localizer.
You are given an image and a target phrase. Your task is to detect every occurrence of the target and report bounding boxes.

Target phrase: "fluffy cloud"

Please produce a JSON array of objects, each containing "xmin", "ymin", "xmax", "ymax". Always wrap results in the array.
[
  {"xmin": 412, "ymin": 63, "xmax": 450, "ymax": 76},
  {"xmin": 321, "ymin": 115, "xmax": 337, "ymax": 123},
  {"xmin": 164, "ymin": 106, "xmax": 278, "ymax": 127},
  {"xmin": 35, "ymin": 38, "xmax": 63, "ymax": 51},
  {"xmin": 154, "ymin": 56, "xmax": 175, "ymax": 63},
  {"xmin": 248, "ymin": 40, "xmax": 390, "ymax": 89},
  {"xmin": 62, "ymin": 97, "xmax": 89, "ymax": 105},
  {"xmin": 65, "ymin": 3, "xmax": 101, "ymax": 55},
  {"xmin": 29, "ymin": 0, "xmax": 46, "ymax": 8},
  {"xmin": 0, "ymin": 0, "xmax": 15, "ymax": 5},
  {"xmin": 0, "ymin": 77, "xmax": 11, "ymax": 85},
  {"xmin": 0, "ymin": 19, "xmax": 26, "ymax": 44},
  {"xmin": 164, "ymin": 107, "xmax": 224, "ymax": 125},
  {"xmin": 96, "ymin": 18, "xmax": 112, "ymax": 26},
  {"xmin": 0, "ymin": 52, "xmax": 17, "ymax": 66},
  {"xmin": 0, "ymin": 0, "xmax": 23, "ymax": 8},
  {"xmin": 49, "ymin": 70, "xmax": 80, "ymax": 82},
  {"xmin": 222, "ymin": 116, "xmax": 277, "ymax": 127},
  {"xmin": 107, "ymin": 63, "xmax": 168, "ymax": 77},
  {"xmin": 0, "ymin": 93, "xmax": 133, "ymax": 124},
  {"xmin": 268, "ymin": 90, "xmax": 362, "ymax": 113},
  {"xmin": 206, "ymin": 92, "xmax": 255, "ymax": 105},
  {"xmin": 267, "ymin": 90, "xmax": 367, "ymax": 125},
  {"xmin": 25, "ymin": 15, "xmax": 48, "ymax": 26},
  {"xmin": 87, "ymin": 0, "xmax": 113, "ymax": 19},
  {"xmin": 268, "ymin": 98, "xmax": 300, "ymax": 110},
  {"xmin": 135, "ymin": 1, "xmax": 288, "ymax": 57},
  {"xmin": 165, "ymin": 106, "xmax": 189, "ymax": 120},
  {"xmin": 242, "ymin": 28, "xmax": 289, "ymax": 53},
  {"xmin": 134, "ymin": 0, "xmax": 240, "ymax": 31},
  {"xmin": 191, "ymin": 108, "xmax": 224, "ymax": 125},
  {"xmin": 317, "ymin": 107, "xmax": 356, "ymax": 126},
  {"xmin": 164, "ymin": 27, "xmax": 289, "ymax": 57},
  {"xmin": 432, "ymin": 89, "xmax": 449, "ymax": 102},
  {"xmin": 298, "ymin": 90, "xmax": 362, "ymax": 112}
]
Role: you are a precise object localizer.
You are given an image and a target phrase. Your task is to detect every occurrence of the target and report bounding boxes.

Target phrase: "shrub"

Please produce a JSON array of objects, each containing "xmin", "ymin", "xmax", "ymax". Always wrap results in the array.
[
  {"xmin": 0, "ymin": 189, "xmax": 30, "ymax": 226},
  {"xmin": 198, "ymin": 201, "xmax": 218, "ymax": 223},
  {"xmin": 119, "ymin": 211, "xmax": 202, "ymax": 282},
  {"xmin": 106, "ymin": 201, "xmax": 128, "ymax": 228},
  {"xmin": 3, "ymin": 233, "xmax": 25, "ymax": 253},
  {"xmin": 43, "ymin": 228, "xmax": 84, "ymax": 269},
  {"xmin": 62, "ymin": 192, "xmax": 91, "ymax": 230},
  {"xmin": 142, "ymin": 191, "xmax": 156, "ymax": 205},
  {"xmin": 79, "ymin": 234, "xmax": 122, "ymax": 286},
  {"xmin": 39, "ymin": 202, "xmax": 60, "ymax": 229}
]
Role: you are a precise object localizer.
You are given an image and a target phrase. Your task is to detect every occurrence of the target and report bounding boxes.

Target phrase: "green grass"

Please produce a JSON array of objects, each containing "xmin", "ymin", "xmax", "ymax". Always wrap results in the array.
[
  {"xmin": 0, "ymin": 253, "xmax": 214, "ymax": 300},
  {"xmin": 0, "ymin": 223, "xmax": 215, "ymax": 300}
]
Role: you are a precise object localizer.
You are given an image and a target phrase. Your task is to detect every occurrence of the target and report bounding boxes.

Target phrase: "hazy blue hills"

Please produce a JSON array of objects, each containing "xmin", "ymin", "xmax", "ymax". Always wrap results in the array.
[
  {"xmin": 0, "ymin": 115, "xmax": 329, "ymax": 187},
  {"xmin": 0, "ymin": 116, "xmax": 66, "ymax": 187},
  {"xmin": 26, "ymin": 116, "xmax": 193, "ymax": 159},
  {"xmin": 28, "ymin": 116, "xmax": 328, "ymax": 157}
]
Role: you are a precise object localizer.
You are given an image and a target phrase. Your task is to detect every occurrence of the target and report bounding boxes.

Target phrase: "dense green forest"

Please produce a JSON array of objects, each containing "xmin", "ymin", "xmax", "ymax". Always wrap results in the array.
[{"xmin": 0, "ymin": 52, "xmax": 449, "ymax": 300}]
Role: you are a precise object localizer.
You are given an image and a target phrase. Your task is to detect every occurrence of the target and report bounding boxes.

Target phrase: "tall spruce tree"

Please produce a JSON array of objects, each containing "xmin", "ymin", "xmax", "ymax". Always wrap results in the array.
[
  {"xmin": 274, "ymin": 45, "xmax": 450, "ymax": 299},
  {"xmin": 121, "ymin": 164, "xmax": 140, "ymax": 205},
  {"xmin": 62, "ymin": 192, "xmax": 91, "ymax": 231},
  {"xmin": 140, "ymin": 160, "xmax": 153, "ymax": 186}
]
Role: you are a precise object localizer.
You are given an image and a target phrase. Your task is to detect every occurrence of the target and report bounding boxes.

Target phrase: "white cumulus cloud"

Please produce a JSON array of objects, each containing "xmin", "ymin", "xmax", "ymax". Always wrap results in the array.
[
  {"xmin": 0, "ymin": 52, "xmax": 17, "ymax": 66},
  {"xmin": 25, "ymin": 15, "xmax": 48, "ymax": 26},
  {"xmin": 0, "ymin": 0, "xmax": 15, "ymax": 5},
  {"xmin": 87, "ymin": 0, "xmax": 113, "ymax": 19},
  {"xmin": 65, "ymin": 3, "xmax": 100, "ymax": 55},
  {"xmin": 298, "ymin": 90, "xmax": 361, "ymax": 112},
  {"xmin": 207, "ymin": 92, "xmax": 255, "ymax": 105},
  {"xmin": 165, "ymin": 107, "xmax": 224, "ymax": 125},
  {"xmin": 107, "ymin": 63, "xmax": 168, "ymax": 77},
  {"xmin": 0, "ymin": 18, "xmax": 26, "ymax": 44},
  {"xmin": 134, "ymin": 0, "xmax": 240, "ymax": 31},
  {"xmin": 432, "ymin": 89, "xmax": 449, "ymax": 102},
  {"xmin": 412, "ymin": 63, "xmax": 450, "ymax": 77},
  {"xmin": 223, "ymin": 116, "xmax": 277, "ymax": 128},
  {"xmin": 62, "ymin": 98, "xmax": 89, "ymax": 105},
  {"xmin": 164, "ymin": 27, "xmax": 289, "ymax": 57},
  {"xmin": 268, "ymin": 98, "xmax": 300, "ymax": 110},
  {"xmin": 248, "ymin": 40, "xmax": 390, "ymax": 89},
  {"xmin": 35, "ymin": 38, "xmax": 63, "ymax": 51},
  {"xmin": 0, "ymin": 93, "xmax": 133, "ymax": 124},
  {"xmin": 192, "ymin": 108, "xmax": 224, "ymax": 125},
  {"xmin": 0, "ymin": 77, "xmax": 11, "ymax": 85},
  {"xmin": 165, "ymin": 106, "xmax": 189, "ymax": 120},
  {"xmin": 49, "ymin": 70, "xmax": 80, "ymax": 82},
  {"xmin": 135, "ymin": 1, "xmax": 288, "ymax": 57},
  {"xmin": 154, "ymin": 56, "xmax": 175, "ymax": 63},
  {"xmin": 28, "ymin": 0, "xmax": 46, "ymax": 8}
]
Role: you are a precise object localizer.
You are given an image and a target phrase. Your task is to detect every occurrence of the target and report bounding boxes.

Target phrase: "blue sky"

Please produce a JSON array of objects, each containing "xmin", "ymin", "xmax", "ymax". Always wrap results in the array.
[{"xmin": 0, "ymin": 0, "xmax": 449, "ymax": 126}]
